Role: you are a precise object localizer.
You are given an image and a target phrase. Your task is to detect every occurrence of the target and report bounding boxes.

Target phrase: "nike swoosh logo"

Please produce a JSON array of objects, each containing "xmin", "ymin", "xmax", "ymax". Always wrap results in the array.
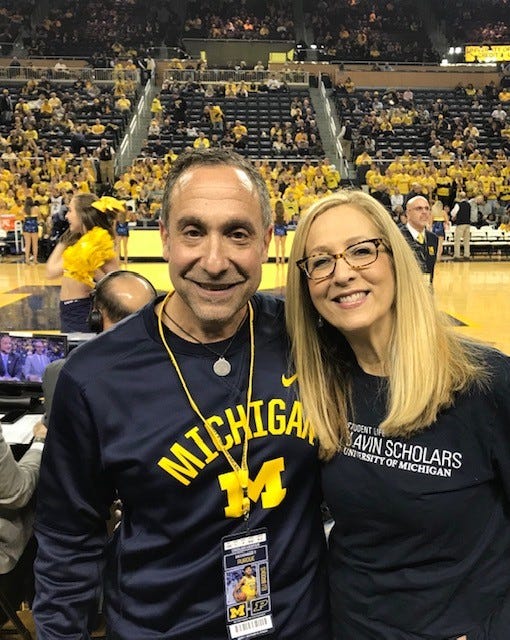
[{"xmin": 281, "ymin": 374, "xmax": 298, "ymax": 387}]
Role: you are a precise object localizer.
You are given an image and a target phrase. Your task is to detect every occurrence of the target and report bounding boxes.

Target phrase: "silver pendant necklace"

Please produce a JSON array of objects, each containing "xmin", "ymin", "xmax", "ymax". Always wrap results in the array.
[{"xmin": 162, "ymin": 307, "xmax": 247, "ymax": 377}]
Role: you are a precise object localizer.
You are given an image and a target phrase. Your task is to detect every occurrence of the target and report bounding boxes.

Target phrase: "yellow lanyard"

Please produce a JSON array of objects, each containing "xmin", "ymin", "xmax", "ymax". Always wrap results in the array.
[{"xmin": 157, "ymin": 291, "xmax": 255, "ymax": 519}]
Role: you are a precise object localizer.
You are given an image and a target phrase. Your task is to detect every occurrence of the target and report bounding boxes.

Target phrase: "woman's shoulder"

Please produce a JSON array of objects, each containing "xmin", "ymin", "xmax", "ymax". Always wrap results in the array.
[
  {"xmin": 465, "ymin": 343, "xmax": 510, "ymax": 397},
  {"xmin": 85, "ymin": 226, "xmax": 114, "ymax": 244}
]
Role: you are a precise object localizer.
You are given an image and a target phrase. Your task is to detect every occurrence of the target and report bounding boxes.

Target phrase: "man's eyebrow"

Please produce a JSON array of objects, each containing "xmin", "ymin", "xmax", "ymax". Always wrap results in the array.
[
  {"xmin": 222, "ymin": 218, "xmax": 257, "ymax": 234},
  {"xmin": 176, "ymin": 215, "xmax": 257, "ymax": 234},
  {"xmin": 175, "ymin": 215, "xmax": 205, "ymax": 230}
]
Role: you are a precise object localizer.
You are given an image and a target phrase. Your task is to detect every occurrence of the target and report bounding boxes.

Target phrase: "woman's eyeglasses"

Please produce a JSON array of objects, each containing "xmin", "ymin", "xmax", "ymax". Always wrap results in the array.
[{"xmin": 297, "ymin": 238, "xmax": 386, "ymax": 280}]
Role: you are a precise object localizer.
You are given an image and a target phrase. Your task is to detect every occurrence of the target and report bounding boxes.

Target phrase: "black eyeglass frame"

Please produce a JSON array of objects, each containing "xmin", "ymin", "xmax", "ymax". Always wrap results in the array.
[{"xmin": 297, "ymin": 237, "xmax": 387, "ymax": 280}]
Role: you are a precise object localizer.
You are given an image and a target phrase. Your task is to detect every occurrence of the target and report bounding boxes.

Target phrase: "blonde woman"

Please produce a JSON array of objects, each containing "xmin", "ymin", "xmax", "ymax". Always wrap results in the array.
[
  {"xmin": 286, "ymin": 190, "xmax": 510, "ymax": 640},
  {"xmin": 46, "ymin": 194, "xmax": 120, "ymax": 332}
]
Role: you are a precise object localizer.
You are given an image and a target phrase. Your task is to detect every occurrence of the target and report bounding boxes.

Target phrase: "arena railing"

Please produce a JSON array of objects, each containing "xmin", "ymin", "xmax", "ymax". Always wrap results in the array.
[
  {"xmin": 162, "ymin": 68, "xmax": 309, "ymax": 85},
  {"xmin": 0, "ymin": 66, "xmax": 140, "ymax": 83}
]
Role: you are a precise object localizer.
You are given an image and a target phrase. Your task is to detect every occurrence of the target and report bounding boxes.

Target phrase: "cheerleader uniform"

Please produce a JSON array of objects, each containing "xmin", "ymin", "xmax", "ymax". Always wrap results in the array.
[
  {"xmin": 60, "ymin": 227, "xmax": 116, "ymax": 332},
  {"xmin": 23, "ymin": 216, "xmax": 38, "ymax": 234}
]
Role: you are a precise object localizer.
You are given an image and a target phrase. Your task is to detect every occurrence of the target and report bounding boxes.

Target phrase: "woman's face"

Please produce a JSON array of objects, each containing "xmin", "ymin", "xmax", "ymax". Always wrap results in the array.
[
  {"xmin": 66, "ymin": 198, "xmax": 83, "ymax": 233},
  {"xmin": 304, "ymin": 204, "xmax": 395, "ymax": 344}
]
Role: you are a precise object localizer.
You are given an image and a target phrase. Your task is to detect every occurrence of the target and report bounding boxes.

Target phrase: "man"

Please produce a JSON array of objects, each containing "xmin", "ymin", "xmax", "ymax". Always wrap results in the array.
[
  {"xmin": 0, "ymin": 334, "xmax": 22, "ymax": 381},
  {"xmin": 429, "ymin": 138, "xmax": 445, "ymax": 159},
  {"xmin": 34, "ymin": 150, "xmax": 330, "ymax": 640},
  {"xmin": 193, "ymin": 130, "xmax": 210, "ymax": 149},
  {"xmin": 42, "ymin": 270, "xmax": 158, "ymax": 422},
  {"xmin": 23, "ymin": 340, "xmax": 51, "ymax": 382},
  {"xmin": 337, "ymin": 118, "xmax": 353, "ymax": 161},
  {"xmin": 451, "ymin": 191, "xmax": 472, "ymax": 261},
  {"xmin": 0, "ymin": 88, "xmax": 13, "ymax": 124},
  {"xmin": 98, "ymin": 138, "xmax": 115, "ymax": 185},
  {"xmin": 400, "ymin": 195, "xmax": 438, "ymax": 284}
]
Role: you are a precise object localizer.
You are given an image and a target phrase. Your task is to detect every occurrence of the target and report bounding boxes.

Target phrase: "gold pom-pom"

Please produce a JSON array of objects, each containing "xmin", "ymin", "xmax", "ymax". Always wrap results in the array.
[{"xmin": 91, "ymin": 196, "xmax": 125, "ymax": 213}]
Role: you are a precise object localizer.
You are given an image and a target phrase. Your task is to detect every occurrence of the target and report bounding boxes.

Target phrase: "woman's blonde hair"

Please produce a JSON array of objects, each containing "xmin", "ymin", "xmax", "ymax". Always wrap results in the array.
[{"xmin": 286, "ymin": 190, "xmax": 487, "ymax": 460}]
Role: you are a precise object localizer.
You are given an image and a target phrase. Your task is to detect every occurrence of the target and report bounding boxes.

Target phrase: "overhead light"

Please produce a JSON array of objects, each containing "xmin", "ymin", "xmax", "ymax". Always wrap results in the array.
[
  {"xmin": 455, "ymin": 46, "xmax": 462, "ymax": 54},
  {"xmin": 310, "ymin": 43, "xmax": 317, "ymax": 50}
]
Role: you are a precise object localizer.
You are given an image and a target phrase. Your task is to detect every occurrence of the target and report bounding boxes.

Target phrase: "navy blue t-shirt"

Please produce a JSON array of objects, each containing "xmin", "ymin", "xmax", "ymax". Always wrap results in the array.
[{"xmin": 323, "ymin": 354, "xmax": 510, "ymax": 640}]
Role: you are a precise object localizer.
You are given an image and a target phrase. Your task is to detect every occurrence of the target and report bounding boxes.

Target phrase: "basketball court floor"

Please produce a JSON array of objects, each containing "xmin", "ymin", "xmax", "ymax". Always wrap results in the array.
[{"xmin": 1, "ymin": 258, "xmax": 509, "ymax": 355}]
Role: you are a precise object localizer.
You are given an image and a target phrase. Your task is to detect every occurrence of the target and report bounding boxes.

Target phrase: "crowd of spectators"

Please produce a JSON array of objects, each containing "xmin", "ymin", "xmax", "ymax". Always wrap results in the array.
[
  {"xmin": 139, "ymin": 78, "xmax": 323, "ymax": 159},
  {"xmin": 112, "ymin": 156, "xmax": 340, "ymax": 224},
  {"xmin": 25, "ymin": 0, "xmax": 179, "ymax": 57},
  {"xmin": 306, "ymin": 0, "xmax": 438, "ymax": 63},
  {"xmin": 328, "ymin": 75, "xmax": 510, "ymax": 220},
  {"xmin": 0, "ymin": 72, "xmax": 137, "ymax": 249},
  {"xmin": 438, "ymin": 0, "xmax": 510, "ymax": 44},
  {"xmin": 335, "ymin": 79, "xmax": 510, "ymax": 163},
  {"xmin": 184, "ymin": 0, "xmax": 294, "ymax": 40},
  {"xmin": 0, "ymin": 0, "xmax": 34, "ymax": 55}
]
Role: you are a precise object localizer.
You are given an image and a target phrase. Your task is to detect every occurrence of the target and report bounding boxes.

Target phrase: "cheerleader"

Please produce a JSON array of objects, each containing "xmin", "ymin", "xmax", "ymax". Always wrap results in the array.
[
  {"xmin": 273, "ymin": 199, "xmax": 288, "ymax": 265},
  {"xmin": 115, "ymin": 205, "xmax": 134, "ymax": 264},
  {"xmin": 431, "ymin": 198, "xmax": 450, "ymax": 262},
  {"xmin": 46, "ymin": 194, "xmax": 120, "ymax": 332},
  {"xmin": 23, "ymin": 197, "xmax": 39, "ymax": 264}
]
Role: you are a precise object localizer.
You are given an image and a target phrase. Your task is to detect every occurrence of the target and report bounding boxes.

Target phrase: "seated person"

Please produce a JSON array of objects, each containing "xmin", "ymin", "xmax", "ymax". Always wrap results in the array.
[{"xmin": 0, "ymin": 419, "xmax": 47, "ymax": 627}]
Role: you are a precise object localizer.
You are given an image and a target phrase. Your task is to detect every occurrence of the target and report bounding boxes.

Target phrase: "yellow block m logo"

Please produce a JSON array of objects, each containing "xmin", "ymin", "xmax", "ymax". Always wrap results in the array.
[
  {"xmin": 218, "ymin": 457, "xmax": 287, "ymax": 518},
  {"xmin": 228, "ymin": 603, "xmax": 246, "ymax": 620}
]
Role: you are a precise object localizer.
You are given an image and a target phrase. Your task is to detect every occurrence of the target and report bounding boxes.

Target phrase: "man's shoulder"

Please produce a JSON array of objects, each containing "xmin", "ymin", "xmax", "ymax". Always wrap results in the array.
[
  {"xmin": 252, "ymin": 293, "xmax": 287, "ymax": 341},
  {"xmin": 398, "ymin": 224, "xmax": 412, "ymax": 239},
  {"xmin": 426, "ymin": 229, "xmax": 439, "ymax": 245},
  {"xmin": 252, "ymin": 292, "xmax": 285, "ymax": 321}
]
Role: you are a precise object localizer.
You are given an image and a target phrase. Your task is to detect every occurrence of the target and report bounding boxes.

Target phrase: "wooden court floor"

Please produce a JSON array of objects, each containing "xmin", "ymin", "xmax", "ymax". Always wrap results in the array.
[{"xmin": 1, "ymin": 258, "xmax": 510, "ymax": 355}]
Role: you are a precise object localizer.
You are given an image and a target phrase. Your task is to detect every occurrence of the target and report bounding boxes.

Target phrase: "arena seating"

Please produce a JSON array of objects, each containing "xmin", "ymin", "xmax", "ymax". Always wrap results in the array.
[
  {"xmin": 335, "ymin": 88, "xmax": 509, "ymax": 160},
  {"xmin": 145, "ymin": 87, "xmax": 322, "ymax": 157}
]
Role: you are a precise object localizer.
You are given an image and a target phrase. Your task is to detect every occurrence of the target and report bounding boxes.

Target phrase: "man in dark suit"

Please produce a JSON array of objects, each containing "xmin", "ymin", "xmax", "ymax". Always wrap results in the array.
[
  {"xmin": 0, "ymin": 334, "xmax": 23, "ymax": 380},
  {"xmin": 400, "ymin": 196, "xmax": 439, "ymax": 284}
]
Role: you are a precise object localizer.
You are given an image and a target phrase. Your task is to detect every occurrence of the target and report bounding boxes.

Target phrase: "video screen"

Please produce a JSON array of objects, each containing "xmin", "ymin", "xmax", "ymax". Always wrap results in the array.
[{"xmin": 0, "ymin": 333, "xmax": 68, "ymax": 385}]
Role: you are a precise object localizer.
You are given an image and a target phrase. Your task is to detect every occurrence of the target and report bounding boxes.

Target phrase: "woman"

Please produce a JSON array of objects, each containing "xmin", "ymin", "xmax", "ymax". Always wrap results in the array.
[
  {"xmin": 115, "ymin": 206, "xmax": 133, "ymax": 264},
  {"xmin": 46, "ymin": 193, "xmax": 120, "ymax": 332},
  {"xmin": 431, "ymin": 198, "xmax": 450, "ymax": 261},
  {"xmin": 22, "ymin": 198, "xmax": 39, "ymax": 265},
  {"xmin": 273, "ymin": 199, "xmax": 287, "ymax": 265},
  {"xmin": 286, "ymin": 190, "xmax": 510, "ymax": 640}
]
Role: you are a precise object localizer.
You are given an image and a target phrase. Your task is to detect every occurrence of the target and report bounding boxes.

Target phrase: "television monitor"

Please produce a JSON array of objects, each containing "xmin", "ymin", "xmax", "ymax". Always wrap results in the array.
[{"xmin": 0, "ymin": 332, "xmax": 68, "ymax": 406}]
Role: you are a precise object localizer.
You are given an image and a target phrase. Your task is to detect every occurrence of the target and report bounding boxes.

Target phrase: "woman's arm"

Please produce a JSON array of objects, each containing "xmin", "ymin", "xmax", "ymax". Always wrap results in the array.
[{"xmin": 45, "ymin": 241, "xmax": 66, "ymax": 279}]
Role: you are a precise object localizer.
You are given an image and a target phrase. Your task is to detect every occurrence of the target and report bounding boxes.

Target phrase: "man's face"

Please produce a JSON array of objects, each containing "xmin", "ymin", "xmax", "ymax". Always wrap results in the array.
[
  {"xmin": 160, "ymin": 164, "xmax": 271, "ymax": 340},
  {"xmin": 0, "ymin": 336, "xmax": 12, "ymax": 354},
  {"xmin": 34, "ymin": 341, "xmax": 44, "ymax": 354},
  {"xmin": 406, "ymin": 197, "xmax": 431, "ymax": 232}
]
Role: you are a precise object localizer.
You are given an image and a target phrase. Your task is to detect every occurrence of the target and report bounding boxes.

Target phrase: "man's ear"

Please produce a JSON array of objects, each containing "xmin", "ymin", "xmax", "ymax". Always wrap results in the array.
[
  {"xmin": 261, "ymin": 225, "xmax": 273, "ymax": 263},
  {"xmin": 159, "ymin": 219, "xmax": 170, "ymax": 262}
]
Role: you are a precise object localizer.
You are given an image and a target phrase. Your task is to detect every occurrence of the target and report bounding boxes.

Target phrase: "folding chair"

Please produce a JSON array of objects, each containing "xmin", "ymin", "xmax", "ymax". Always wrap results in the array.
[{"xmin": 0, "ymin": 590, "xmax": 31, "ymax": 640}]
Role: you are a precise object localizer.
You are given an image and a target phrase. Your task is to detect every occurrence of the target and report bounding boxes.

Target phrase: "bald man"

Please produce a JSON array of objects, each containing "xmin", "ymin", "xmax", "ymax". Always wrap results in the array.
[
  {"xmin": 400, "ymin": 195, "xmax": 439, "ymax": 284},
  {"xmin": 42, "ymin": 271, "xmax": 157, "ymax": 421},
  {"xmin": 88, "ymin": 270, "xmax": 158, "ymax": 332}
]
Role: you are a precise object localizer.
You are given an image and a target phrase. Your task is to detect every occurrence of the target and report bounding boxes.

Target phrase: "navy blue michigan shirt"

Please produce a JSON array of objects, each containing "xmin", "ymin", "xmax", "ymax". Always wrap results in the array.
[{"xmin": 33, "ymin": 294, "xmax": 331, "ymax": 640}]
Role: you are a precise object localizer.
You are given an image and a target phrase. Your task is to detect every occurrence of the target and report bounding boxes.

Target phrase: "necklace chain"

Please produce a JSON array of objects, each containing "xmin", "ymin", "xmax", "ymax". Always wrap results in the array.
[
  {"xmin": 162, "ymin": 306, "xmax": 247, "ymax": 377},
  {"xmin": 157, "ymin": 292, "xmax": 255, "ymax": 520}
]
